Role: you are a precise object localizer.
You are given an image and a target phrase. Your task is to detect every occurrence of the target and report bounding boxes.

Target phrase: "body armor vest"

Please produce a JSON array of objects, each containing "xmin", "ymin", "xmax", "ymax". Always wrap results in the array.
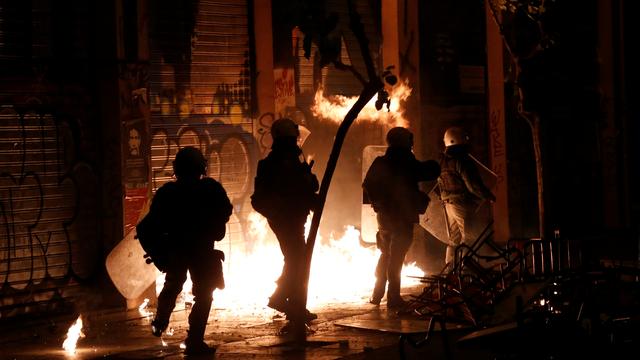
[{"xmin": 438, "ymin": 155, "xmax": 467, "ymax": 200}]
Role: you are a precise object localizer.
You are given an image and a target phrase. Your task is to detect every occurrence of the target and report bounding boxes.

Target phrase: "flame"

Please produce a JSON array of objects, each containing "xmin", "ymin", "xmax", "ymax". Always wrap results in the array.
[
  {"xmin": 311, "ymin": 80, "xmax": 412, "ymax": 128},
  {"xmin": 306, "ymin": 222, "xmax": 424, "ymax": 305},
  {"xmin": 62, "ymin": 315, "xmax": 85, "ymax": 355},
  {"xmin": 138, "ymin": 298, "xmax": 153, "ymax": 318},
  {"xmin": 155, "ymin": 211, "xmax": 424, "ymax": 320}
]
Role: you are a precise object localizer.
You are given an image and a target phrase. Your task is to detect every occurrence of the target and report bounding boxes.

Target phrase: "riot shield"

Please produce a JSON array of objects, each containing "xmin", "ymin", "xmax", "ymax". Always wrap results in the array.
[{"xmin": 419, "ymin": 154, "xmax": 497, "ymax": 245}]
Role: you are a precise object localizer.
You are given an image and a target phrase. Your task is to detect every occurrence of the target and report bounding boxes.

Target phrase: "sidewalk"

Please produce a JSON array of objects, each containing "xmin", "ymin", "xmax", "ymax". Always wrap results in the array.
[{"xmin": 0, "ymin": 288, "xmax": 486, "ymax": 360}]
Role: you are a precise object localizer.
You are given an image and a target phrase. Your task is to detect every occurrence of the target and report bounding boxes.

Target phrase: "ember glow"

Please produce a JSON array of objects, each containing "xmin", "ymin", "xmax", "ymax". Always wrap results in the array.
[
  {"xmin": 62, "ymin": 315, "xmax": 85, "ymax": 355},
  {"xmin": 311, "ymin": 80, "xmax": 412, "ymax": 127},
  {"xmin": 155, "ymin": 211, "xmax": 424, "ymax": 318}
]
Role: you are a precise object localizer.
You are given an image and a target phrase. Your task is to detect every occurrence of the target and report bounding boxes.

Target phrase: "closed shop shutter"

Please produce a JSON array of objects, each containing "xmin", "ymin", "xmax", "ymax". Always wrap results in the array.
[
  {"xmin": 149, "ymin": 0, "xmax": 255, "ymax": 247},
  {"xmin": 295, "ymin": 0, "xmax": 382, "ymax": 100},
  {"xmin": 0, "ymin": 2, "xmax": 100, "ymax": 318}
]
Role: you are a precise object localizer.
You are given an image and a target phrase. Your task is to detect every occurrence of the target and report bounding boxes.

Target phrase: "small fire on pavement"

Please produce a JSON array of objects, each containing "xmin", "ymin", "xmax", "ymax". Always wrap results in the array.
[{"xmin": 62, "ymin": 315, "xmax": 85, "ymax": 355}]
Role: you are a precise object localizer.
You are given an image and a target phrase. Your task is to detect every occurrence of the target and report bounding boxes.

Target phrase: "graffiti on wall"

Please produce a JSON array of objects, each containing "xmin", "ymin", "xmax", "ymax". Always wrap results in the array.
[
  {"xmin": 274, "ymin": 68, "xmax": 296, "ymax": 116},
  {"xmin": 211, "ymin": 58, "xmax": 252, "ymax": 123},
  {"xmin": 0, "ymin": 105, "xmax": 99, "ymax": 317},
  {"xmin": 149, "ymin": 120, "xmax": 254, "ymax": 202},
  {"xmin": 150, "ymin": 43, "xmax": 256, "ymax": 204},
  {"xmin": 256, "ymin": 112, "xmax": 277, "ymax": 152},
  {"xmin": 489, "ymin": 109, "xmax": 506, "ymax": 186}
]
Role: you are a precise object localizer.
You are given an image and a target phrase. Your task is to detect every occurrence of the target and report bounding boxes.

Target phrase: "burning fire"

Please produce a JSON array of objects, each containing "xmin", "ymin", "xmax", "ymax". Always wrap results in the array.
[
  {"xmin": 138, "ymin": 298, "xmax": 153, "ymax": 317},
  {"xmin": 155, "ymin": 211, "xmax": 424, "ymax": 319},
  {"xmin": 311, "ymin": 80, "xmax": 412, "ymax": 128},
  {"xmin": 62, "ymin": 315, "xmax": 85, "ymax": 355}
]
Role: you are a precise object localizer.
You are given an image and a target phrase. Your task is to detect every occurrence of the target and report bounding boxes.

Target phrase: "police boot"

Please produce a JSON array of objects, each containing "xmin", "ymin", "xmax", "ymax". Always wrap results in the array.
[
  {"xmin": 150, "ymin": 318, "xmax": 168, "ymax": 337},
  {"xmin": 184, "ymin": 333, "xmax": 216, "ymax": 356},
  {"xmin": 369, "ymin": 280, "xmax": 386, "ymax": 305}
]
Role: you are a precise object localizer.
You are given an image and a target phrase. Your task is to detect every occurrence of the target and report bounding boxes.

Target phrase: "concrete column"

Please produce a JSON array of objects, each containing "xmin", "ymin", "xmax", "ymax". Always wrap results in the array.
[
  {"xmin": 109, "ymin": 0, "xmax": 154, "ymax": 309},
  {"xmin": 253, "ymin": 0, "xmax": 276, "ymax": 122},
  {"xmin": 485, "ymin": 2, "xmax": 510, "ymax": 243}
]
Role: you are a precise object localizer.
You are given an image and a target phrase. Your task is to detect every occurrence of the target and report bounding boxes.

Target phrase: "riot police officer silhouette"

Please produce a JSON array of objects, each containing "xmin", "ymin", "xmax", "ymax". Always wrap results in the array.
[
  {"xmin": 437, "ymin": 127, "xmax": 495, "ymax": 265},
  {"xmin": 251, "ymin": 118, "xmax": 319, "ymax": 328},
  {"xmin": 363, "ymin": 127, "xmax": 440, "ymax": 308},
  {"xmin": 147, "ymin": 146, "xmax": 232, "ymax": 355}
]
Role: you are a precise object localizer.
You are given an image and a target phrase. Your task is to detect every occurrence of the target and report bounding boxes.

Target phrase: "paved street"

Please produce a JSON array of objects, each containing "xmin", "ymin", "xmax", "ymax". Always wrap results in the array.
[{"xmin": 0, "ymin": 286, "xmax": 486, "ymax": 360}]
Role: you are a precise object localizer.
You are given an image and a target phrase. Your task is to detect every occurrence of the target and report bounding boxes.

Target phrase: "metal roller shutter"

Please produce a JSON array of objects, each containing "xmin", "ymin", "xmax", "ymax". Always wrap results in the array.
[
  {"xmin": 149, "ymin": 0, "xmax": 255, "ymax": 249},
  {"xmin": 0, "ymin": 1, "xmax": 100, "ymax": 318},
  {"xmin": 295, "ymin": 0, "xmax": 381, "ymax": 99}
]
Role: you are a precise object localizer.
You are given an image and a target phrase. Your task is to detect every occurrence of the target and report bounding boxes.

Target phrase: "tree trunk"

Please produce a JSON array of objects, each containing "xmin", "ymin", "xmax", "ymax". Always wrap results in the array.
[
  {"xmin": 294, "ymin": 0, "xmax": 383, "ymax": 340},
  {"xmin": 302, "ymin": 82, "xmax": 380, "ymax": 272},
  {"xmin": 522, "ymin": 111, "xmax": 545, "ymax": 239},
  {"xmin": 487, "ymin": 1, "xmax": 546, "ymax": 239}
]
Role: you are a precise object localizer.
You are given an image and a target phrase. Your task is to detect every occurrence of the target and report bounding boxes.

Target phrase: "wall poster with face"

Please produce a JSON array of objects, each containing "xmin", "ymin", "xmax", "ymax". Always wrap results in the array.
[{"xmin": 120, "ymin": 62, "xmax": 151, "ymax": 235}]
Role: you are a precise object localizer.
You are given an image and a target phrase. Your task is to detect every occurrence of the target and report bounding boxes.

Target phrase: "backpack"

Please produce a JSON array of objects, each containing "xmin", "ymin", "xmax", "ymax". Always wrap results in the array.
[
  {"xmin": 135, "ymin": 211, "xmax": 170, "ymax": 272},
  {"xmin": 250, "ymin": 158, "xmax": 280, "ymax": 219},
  {"xmin": 438, "ymin": 155, "xmax": 467, "ymax": 198}
]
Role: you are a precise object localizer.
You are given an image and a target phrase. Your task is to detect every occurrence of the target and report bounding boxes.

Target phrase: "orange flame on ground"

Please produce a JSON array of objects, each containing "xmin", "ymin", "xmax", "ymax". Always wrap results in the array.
[
  {"xmin": 311, "ymin": 80, "xmax": 412, "ymax": 128},
  {"xmin": 62, "ymin": 315, "xmax": 85, "ymax": 355},
  {"xmin": 155, "ymin": 211, "xmax": 424, "ymax": 320},
  {"xmin": 138, "ymin": 298, "xmax": 153, "ymax": 318}
]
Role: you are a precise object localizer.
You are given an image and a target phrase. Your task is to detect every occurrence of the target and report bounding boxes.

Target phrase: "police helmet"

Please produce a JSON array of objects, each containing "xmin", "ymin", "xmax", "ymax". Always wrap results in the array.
[
  {"xmin": 271, "ymin": 118, "xmax": 300, "ymax": 139},
  {"xmin": 173, "ymin": 146, "xmax": 207, "ymax": 178},
  {"xmin": 443, "ymin": 127, "xmax": 469, "ymax": 147},
  {"xmin": 386, "ymin": 127, "xmax": 413, "ymax": 148}
]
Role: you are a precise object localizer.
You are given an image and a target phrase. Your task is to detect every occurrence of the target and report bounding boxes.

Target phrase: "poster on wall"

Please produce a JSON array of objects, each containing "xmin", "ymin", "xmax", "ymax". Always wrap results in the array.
[
  {"xmin": 123, "ymin": 120, "xmax": 149, "ymax": 185},
  {"xmin": 119, "ymin": 63, "xmax": 151, "ymax": 235},
  {"xmin": 274, "ymin": 67, "xmax": 296, "ymax": 117},
  {"xmin": 123, "ymin": 117, "xmax": 149, "ymax": 235}
]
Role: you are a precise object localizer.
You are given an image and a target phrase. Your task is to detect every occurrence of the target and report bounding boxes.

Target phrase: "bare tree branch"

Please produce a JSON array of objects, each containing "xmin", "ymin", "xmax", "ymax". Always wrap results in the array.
[
  {"xmin": 347, "ymin": 0, "xmax": 377, "ymax": 82},
  {"xmin": 487, "ymin": 0, "xmax": 516, "ymax": 59},
  {"xmin": 332, "ymin": 60, "xmax": 368, "ymax": 86},
  {"xmin": 299, "ymin": 0, "xmax": 384, "ymax": 337}
]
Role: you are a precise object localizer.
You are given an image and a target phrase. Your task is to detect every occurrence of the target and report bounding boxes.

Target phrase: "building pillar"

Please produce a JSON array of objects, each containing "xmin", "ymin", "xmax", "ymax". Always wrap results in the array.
[
  {"xmin": 485, "ymin": 2, "xmax": 510, "ymax": 243},
  {"xmin": 97, "ymin": 0, "xmax": 153, "ymax": 309},
  {"xmin": 253, "ymin": 0, "xmax": 276, "ymax": 146}
]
